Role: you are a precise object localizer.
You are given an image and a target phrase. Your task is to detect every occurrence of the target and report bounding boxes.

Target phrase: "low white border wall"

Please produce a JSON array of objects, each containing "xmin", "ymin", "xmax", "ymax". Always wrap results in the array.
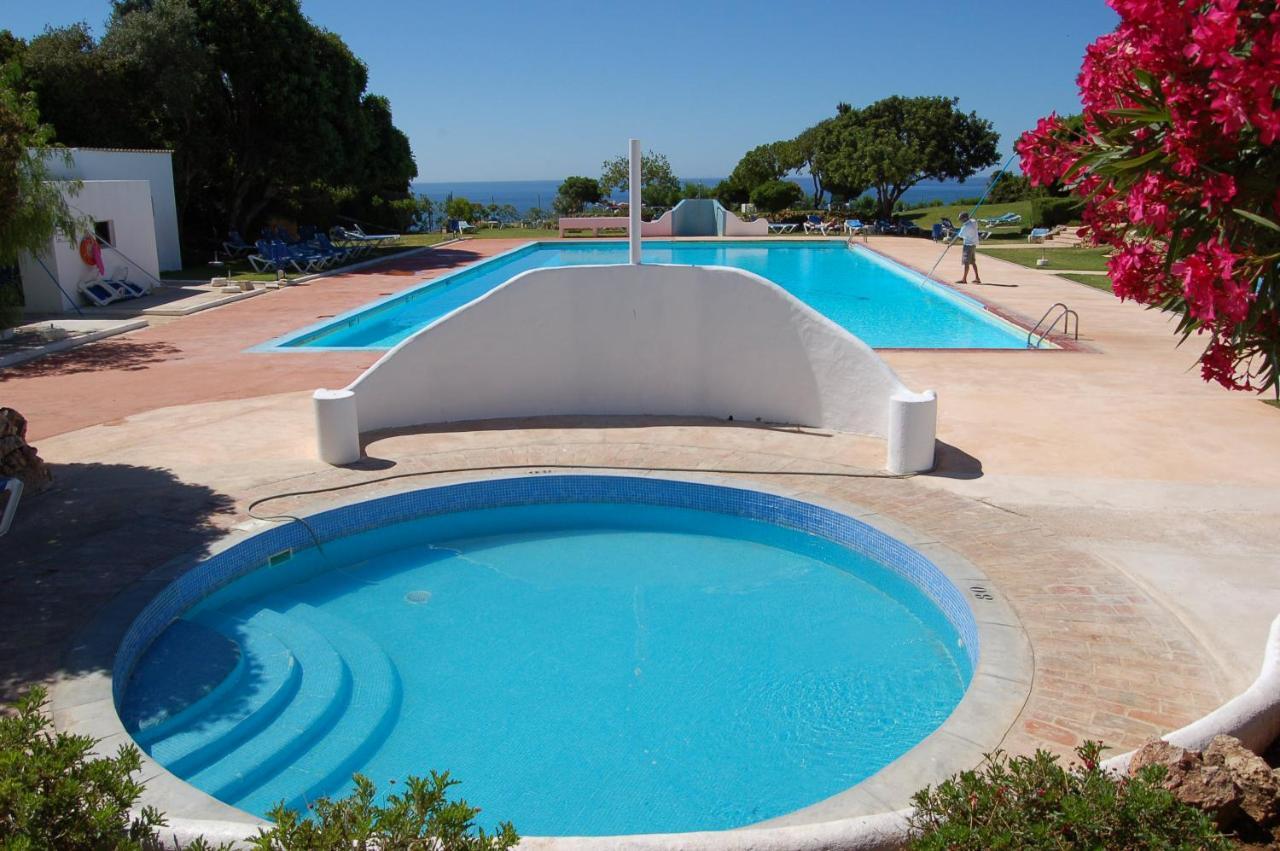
[
  {"xmin": 722, "ymin": 210, "xmax": 769, "ymax": 236},
  {"xmin": 314, "ymin": 264, "xmax": 937, "ymax": 473}
]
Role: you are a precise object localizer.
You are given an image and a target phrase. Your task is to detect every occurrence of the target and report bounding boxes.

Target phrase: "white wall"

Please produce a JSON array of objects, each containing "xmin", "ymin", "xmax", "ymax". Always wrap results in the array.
[
  {"xmin": 722, "ymin": 210, "xmax": 769, "ymax": 236},
  {"xmin": 17, "ymin": 180, "xmax": 160, "ymax": 313},
  {"xmin": 43, "ymin": 148, "xmax": 182, "ymax": 271},
  {"xmin": 315, "ymin": 264, "xmax": 937, "ymax": 472}
]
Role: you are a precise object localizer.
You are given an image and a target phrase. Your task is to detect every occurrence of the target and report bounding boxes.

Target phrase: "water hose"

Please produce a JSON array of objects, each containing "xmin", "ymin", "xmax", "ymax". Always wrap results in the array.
[
  {"xmin": 246, "ymin": 461, "xmax": 919, "ymax": 551},
  {"xmin": 919, "ymin": 152, "xmax": 1020, "ymax": 284}
]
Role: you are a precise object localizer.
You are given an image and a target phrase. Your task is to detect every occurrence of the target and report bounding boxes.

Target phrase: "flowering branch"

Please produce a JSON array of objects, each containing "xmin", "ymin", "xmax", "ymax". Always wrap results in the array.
[{"xmin": 1017, "ymin": 0, "xmax": 1280, "ymax": 392}]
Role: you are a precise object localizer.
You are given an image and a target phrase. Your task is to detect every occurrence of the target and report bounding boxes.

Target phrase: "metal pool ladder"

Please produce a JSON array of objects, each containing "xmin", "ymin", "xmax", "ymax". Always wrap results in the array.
[{"xmin": 1028, "ymin": 302, "xmax": 1079, "ymax": 349}]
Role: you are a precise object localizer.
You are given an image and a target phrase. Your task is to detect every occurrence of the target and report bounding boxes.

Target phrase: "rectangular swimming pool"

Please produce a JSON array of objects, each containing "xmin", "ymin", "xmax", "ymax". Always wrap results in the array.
[{"xmin": 266, "ymin": 240, "xmax": 1028, "ymax": 350}]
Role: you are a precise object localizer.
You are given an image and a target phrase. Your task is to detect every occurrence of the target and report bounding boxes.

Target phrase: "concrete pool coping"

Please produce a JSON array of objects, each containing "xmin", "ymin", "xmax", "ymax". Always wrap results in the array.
[
  {"xmin": 252, "ymin": 239, "xmax": 1041, "ymax": 354},
  {"xmin": 48, "ymin": 469, "xmax": 1033, "ymax": 849}
]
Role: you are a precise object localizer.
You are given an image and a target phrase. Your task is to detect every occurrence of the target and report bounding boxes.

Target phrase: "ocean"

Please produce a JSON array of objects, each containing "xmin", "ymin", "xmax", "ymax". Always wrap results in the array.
[{"xmin": 410, "ymin": 177, "xmax": 990, "ymax": 215}]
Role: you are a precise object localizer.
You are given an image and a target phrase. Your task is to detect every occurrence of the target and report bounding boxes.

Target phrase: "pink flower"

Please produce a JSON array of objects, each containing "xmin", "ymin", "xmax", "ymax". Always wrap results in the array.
[
  {"xmin": 1201, "ymin": 172, "xmax": 1238, "ymax": 211},
  {"xmin": 1021, "ymin": 0, "xmax": 1278, "ymax": 393},
  {"xmin": 1108, "ymin": 242, "xmax": 1167, "ymax": 303}
]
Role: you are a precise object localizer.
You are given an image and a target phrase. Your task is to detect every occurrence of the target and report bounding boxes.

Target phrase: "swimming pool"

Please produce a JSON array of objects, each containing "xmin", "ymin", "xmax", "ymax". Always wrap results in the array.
[
  {"xmin": 267, "ymin": 241, "xmax": 1027, "ymax": 350},
  {"xmin": 116, "ymin": 476, "xmax": 976, "ymax": 836}
]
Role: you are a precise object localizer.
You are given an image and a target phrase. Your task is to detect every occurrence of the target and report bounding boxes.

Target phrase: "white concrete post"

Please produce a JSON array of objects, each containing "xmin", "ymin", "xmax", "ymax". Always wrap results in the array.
[
  {"xmin": 314, "ymin": 388, "xmax": 362, "ymax": 465},
  {"xmin": 886, "ymin": 389, "xmax": 938, "ymax": 474},
  {"xmin": 629, "ymin": 138, "xmax": 642, "ymax": 265}
]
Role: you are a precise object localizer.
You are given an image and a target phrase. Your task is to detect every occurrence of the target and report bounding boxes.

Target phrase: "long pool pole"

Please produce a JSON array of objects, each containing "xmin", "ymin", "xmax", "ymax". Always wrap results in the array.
[{"xmin": 629, "ymin": 138, "xmax": 641, "ymax": 265}]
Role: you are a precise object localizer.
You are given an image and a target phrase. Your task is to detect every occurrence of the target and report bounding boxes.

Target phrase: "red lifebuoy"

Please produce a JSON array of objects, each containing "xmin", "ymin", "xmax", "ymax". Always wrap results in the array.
[{"xmin": 79, "ymin": 236, "xmax": 97, "ymax": 266}]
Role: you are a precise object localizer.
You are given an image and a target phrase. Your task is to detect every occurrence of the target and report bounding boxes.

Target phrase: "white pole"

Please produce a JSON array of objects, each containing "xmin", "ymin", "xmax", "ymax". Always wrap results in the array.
[{"xmin": 629, "ymin": 138, "xmax": 642, "ymax": 265}]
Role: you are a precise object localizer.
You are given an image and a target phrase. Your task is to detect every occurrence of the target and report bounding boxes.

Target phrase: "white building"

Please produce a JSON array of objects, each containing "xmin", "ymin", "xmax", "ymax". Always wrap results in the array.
[{"xmin": 16, "ymin": 148, "xmax": 182, "ymax": 314}]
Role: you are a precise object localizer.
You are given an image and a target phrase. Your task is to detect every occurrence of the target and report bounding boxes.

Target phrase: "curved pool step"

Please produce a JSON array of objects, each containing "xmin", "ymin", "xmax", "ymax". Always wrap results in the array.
[
  {"xmin": 126, "ymin": 620, "xmax": 247, "ymax": 748},
  {"xmin": 141, "ymin": 616, "xmax": 299, "ymax": 777},
  {"xmin": 232, "ymin": 603, "xmax": 403, "ymax": 815},
  {"xmin": 186, "ymin": 608, "xmax": 352, "ymax": 803}
]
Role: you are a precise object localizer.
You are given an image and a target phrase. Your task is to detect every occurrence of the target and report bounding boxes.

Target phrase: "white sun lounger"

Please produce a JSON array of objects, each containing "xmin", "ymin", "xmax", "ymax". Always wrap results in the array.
[{"xmin": 0, "ymin": 477, "xmax": 23, "ymax": 537}]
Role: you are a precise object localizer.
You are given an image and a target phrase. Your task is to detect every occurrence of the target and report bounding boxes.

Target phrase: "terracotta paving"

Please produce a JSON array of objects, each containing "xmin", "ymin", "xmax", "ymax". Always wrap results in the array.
[
  {"xmin": 1, "ymin": 240, "xmax": 527, "ymax": 441},
  {"xmin": 3, "ymin": 234, "xmax": 1276, "ymax": 784}
]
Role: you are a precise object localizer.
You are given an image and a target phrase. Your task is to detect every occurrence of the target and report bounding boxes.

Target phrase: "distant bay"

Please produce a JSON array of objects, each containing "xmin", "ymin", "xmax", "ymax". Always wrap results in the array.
[{"xmin": 411, "ymin": 176, "xmax": 992, "ymax": 215}]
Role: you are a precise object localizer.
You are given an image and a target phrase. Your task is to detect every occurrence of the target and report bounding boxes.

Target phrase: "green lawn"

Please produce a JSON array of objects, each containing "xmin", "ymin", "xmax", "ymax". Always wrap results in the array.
[
  {"xmin": 1058, "ymin": 272, "xmax": 1114, "ymax": 292},
  {"xmin": 900, "ymin": 200, "xmax": 1036, "ymax": 236},
  {"xmin": 980, "ymin": 246, "xmax": 1113, "ymax": 272}
]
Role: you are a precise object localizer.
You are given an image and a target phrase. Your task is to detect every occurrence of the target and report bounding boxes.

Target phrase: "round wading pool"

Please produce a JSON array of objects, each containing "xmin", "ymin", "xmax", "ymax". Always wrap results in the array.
[{"xmin": 115, "ymin": 476, "xmax": 979, "ymax": 836}]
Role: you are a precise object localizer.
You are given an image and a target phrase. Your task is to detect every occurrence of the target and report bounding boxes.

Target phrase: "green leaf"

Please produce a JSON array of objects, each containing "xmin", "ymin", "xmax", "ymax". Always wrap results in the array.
[
  {"xmin": 1106, "ymin": 106, "xmax": 1171, "ymax": 123},
  {"xmin": 1233, "ymin": 208, "xmax": 1280, "ymax": 232}
]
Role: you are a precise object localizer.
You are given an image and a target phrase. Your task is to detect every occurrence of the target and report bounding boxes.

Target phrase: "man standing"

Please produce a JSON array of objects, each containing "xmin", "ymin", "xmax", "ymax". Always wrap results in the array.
[{"xmin": 954, "ymin": 212, "xmax": 983, "ymax": 284}]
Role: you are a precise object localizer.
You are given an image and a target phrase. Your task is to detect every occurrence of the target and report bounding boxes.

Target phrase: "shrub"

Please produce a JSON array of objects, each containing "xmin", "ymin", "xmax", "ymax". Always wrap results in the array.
[
  {"xmin": 250, "ymin": 772, "xmax": 518, "ymax": 851},
  {"xmin": 1, "ymin": 686, "xmax": 514, "ymax": 851},
  {"xmin": 986, "ymin": 173, "xmax": 1045, "ymax": 204},
  {"xmin": 1018, "ymin": 0, "xmax": 1280, "ymax": 392},
  {"xmin": 0, "ymin": 686, "xmax": 167, "ymax": 849},
  {"xmin": 749, "ymin": 179, "xmax": 804, "ymax": 214},
  {"xmin": 1033, "ymin": 197, "xmax": 1085, "ymax": 228},
  {"xmin": 907, "ymin": 742, "xmax": 1231, "ymax": 851},
  {"xmin": 445, "ymin": 196, "xmax": 476, "ymax": 222},
  {"xmin": 848, "ymin": 195, "xmax": 880, "ymax": 220}
]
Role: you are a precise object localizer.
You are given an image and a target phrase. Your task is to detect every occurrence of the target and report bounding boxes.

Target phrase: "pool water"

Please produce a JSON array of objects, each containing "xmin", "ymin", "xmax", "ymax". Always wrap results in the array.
[
  {"xmin": 273, "ymin": 241, "xmax": 1025, "ymax": 349},
  {"xmin": 121, "ymin": 501, "xmax": 971, "ymax": 836}
]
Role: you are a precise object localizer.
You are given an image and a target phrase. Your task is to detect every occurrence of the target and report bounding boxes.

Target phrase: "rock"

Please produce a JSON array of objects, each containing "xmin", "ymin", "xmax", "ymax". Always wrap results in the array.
[
  {"xmin": 1129, "ymin": 738, "xmax": 1241, "ymax": 827},
  {"xmin": 1204, "ymin": 734, "xmax": 1280, "ymax": 827},
  {"xmin": 1131, "ymin": 740, "xmax": 1197, "ymax": 777},
  {"xmin": 0, "ymin": 408, "xmax": 52, "ymax": 492}
]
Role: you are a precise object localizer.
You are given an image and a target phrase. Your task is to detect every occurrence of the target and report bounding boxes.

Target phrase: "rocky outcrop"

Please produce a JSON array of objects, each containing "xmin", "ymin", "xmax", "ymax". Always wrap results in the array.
[
  {"xmin": 0, "ymin": 408, "xmax": 52, "ymax": 492},
  {"xmin": 1130, "ymin": 734, "xmax": 1280, "ymax": 841}
]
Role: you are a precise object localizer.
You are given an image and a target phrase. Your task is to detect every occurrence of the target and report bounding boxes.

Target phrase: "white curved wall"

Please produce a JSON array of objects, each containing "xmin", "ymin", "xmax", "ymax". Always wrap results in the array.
[
  {"xmin": 722, "ymin": 210, "xmax": 770, "ymax": 236},
  {"xmin": 315, "ymin": 264, "xmax": 936, "ymax": 472}
]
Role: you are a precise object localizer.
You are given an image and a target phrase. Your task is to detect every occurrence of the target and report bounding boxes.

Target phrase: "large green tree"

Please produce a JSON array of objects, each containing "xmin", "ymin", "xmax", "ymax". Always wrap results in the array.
[
  {"xmin": 814, "ymin": 96, "xmax": 1000, "ymax": 219},
  {"xmin": 599, "ymin": 149, "xmax": 680, "ymax": 206},
  {"xmin": 787, "ymin": 123, "xmax": 827, "ymax": 207},
  {"xmin": 552, "ymin": 175, "xmax": 602, "ymax": 215},
  {"xmin": 726, "ymin": 143, "xmax": 790, "ymax": 199},
  {"xmin": 15, "ymin": 0, "xmax": 417, "ymax": 246}
]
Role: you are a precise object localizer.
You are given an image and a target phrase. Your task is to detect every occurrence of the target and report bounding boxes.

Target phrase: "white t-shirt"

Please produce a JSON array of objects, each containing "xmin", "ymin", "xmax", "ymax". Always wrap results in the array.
[{"xmin": 958, "ymin": 220, "xmax": 980, "ymax": 246}]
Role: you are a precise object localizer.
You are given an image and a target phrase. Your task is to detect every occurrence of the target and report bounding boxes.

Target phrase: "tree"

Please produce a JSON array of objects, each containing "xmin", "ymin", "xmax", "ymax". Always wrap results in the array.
[
  {"xmin": 748, "ymin": 179, "xmax": 803, "ymax": 214},
  {"xmin": 1018, "ymin": 0, "xmax": 1280, "ymax": 394},
  {"xmin": 15, "ymin": 0, "xmax": 417, "ymax": 244},
  {"xmin": 984, "ymin": 173, "xmax": 1042, "ymax": 203},
  {"xmin": 679, "ymin": 181, "xmax": 717, "ymax": 200},
  {"xmin": 727, "ymin": 143, "xmax": 790, "ymax": 197},
  {"xmin": 599, "ymin": 149, "xmax": 680, "ymax": 203},
  {"xmin": 789, "ymin": 123, "xmax": 829, "ymax": 207},
  {"xmin": 815, "ymin": 96, "xmax": 1000, "ymax": 220},
  {"xmin": 552, "ymin": 175, "xmax": 602, "ymax": 215},
  {"xmin": 0, "ymin": 61, "xmax": 84, "ymax": 326},
  {"xmin": 445, "ymin": 196, "xmax": 476, "ymax": 222}
]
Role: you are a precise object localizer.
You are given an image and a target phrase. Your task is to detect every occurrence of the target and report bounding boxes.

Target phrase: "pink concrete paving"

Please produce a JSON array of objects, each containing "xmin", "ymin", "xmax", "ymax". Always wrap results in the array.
[
  {"xmin": 1, "ymin": 240, "xmax": 528, "ymax": 441},
  {"xmin": 3, "ymin": 234, "xmax": 1277, "ymax": 779}
]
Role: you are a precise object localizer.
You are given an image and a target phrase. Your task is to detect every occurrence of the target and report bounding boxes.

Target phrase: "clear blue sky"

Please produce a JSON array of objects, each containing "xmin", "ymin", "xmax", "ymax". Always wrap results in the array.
[{"xmin": 7, "ymin": 0, "xmax": 1119, "ymax": 182}]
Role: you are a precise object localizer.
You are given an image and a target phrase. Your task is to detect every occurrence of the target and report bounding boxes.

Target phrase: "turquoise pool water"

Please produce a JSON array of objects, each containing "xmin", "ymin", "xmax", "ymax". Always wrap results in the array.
[
  {"xmin": 120, "ymin": 499, "xmax": 971, "ymax": 836},
  {"xmin": 270, "ymin": 241, "xmax": 1025, "ymax": 349}
]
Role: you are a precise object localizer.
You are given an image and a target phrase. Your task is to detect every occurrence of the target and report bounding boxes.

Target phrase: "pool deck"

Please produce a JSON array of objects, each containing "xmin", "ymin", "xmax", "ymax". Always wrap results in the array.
[{"xmin": 4, "ymin": 235, "xmax": 1278, "ymax": 781}]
